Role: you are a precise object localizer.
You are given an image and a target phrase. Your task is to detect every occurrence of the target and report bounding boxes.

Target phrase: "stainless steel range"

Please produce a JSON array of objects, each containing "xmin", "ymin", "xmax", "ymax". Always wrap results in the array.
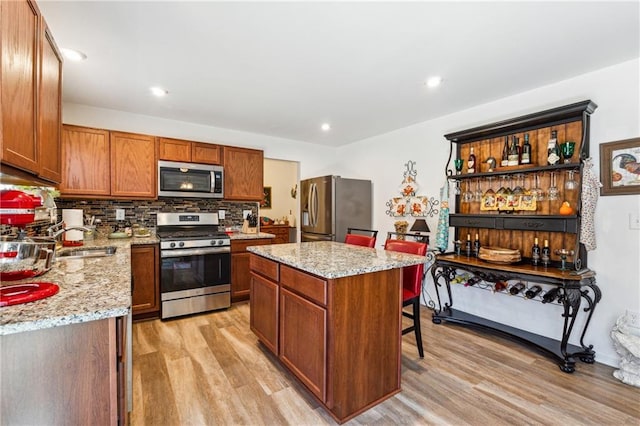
[{"xmin": 156, "ymin": 212, "xmax": 230, "ymax": 319}]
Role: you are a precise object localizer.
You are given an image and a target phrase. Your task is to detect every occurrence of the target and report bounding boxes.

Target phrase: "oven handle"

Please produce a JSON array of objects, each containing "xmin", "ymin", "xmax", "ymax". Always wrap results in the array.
[{"xmin": 160, "ymin": 247, "xmax": 230, "ymax": 258}]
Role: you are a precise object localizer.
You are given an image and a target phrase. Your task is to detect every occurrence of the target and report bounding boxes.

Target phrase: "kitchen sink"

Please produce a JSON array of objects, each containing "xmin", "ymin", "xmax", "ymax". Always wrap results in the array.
[{"xmin": 56, "ymin": 246, "xmax": 117, "ymax": 260}]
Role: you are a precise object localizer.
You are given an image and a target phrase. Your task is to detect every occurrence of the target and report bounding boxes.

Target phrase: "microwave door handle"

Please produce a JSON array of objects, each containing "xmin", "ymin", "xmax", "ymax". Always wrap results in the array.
[{"xmin": 211, "ymin": 171, "xmax": 215, "ymax": 192}]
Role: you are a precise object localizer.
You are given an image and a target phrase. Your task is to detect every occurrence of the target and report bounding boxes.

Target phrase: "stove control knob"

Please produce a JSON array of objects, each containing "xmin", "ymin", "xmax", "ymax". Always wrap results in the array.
[
  {"xmin": 170, "ymin": 242, "xmax": 176, "ymax": 248},
  {"xmin": 210, "ymin": 240, "xmax": 216, "ymax": 246},
  {"xmin": 178, "ymin": 242, "xmax": 185, "ymax": 247}
]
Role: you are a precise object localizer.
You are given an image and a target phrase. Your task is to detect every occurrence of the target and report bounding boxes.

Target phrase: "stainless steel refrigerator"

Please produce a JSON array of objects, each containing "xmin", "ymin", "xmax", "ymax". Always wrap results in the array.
[{"xmin": 300, "ymin": 175, "xmax": 372, "ymax": 243}]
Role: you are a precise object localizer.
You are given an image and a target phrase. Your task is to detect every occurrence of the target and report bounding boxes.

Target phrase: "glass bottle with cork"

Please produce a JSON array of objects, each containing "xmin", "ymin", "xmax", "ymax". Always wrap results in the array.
[
  {"xmin": 521, "ymin": 133, "xmax": 532, "ymax": 164},
  {"xmin": 473, "ymin": 233, "xmax": 480, "ymax": 257},
  {"xmin": 531, "ymin": 237, "xmax": 541, "ymax": 266},
  {"xmin": 541, "ymin": 239, "xmax": 551, "ymax": 267},
  {"xmin": 465, "ymin": 233, "xmax": 472, "ymax": 257},
  {"xmin": 501, "ymin": 136, "xmax": 509, "ymax": 167},
  {"xmin": 467, "ymin": 147, "xmax": 476, "ymax": 173},
  {"xmin": 507, "ymin": 135, "xmax": 519, "ymax": 166},
  {"xmin": 547, "ymin": 130, "xmax": 561, "ymax": 165}
]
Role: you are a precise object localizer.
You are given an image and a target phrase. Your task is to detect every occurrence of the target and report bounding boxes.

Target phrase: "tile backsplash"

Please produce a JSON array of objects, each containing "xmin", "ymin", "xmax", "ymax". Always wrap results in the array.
[
  {"xmin": 55, "ymin": 198, "xmax": 258, "ymax": 234},
  {"xmin": 2, "ymin": 198, "xmax": 258, "ymax": 237}
]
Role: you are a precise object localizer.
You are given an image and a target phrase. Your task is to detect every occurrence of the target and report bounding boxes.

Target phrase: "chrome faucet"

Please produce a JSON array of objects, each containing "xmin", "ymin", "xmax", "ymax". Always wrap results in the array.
[{"xmin": 47, "ymin": 221, "xmax": 91, "ymax": 240}]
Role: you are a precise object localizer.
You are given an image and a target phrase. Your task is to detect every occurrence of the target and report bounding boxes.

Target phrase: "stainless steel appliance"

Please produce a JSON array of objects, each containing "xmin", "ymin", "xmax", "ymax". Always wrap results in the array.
[
  {"xmin": 156, "ymin": 212, "xmax": 230, "ymax": 319},
  {"xmin": 158, "ymin": 160, "xmax": 223, "ymax": 198},
  {"xmin": 300, "ymin": 175, "xmax": 372, "ymax": 243}
]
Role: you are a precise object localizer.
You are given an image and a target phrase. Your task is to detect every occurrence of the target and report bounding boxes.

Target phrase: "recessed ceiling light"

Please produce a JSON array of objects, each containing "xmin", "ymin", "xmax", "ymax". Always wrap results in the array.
[
  {"xmin": 150, "ymin": 86, "xmax": 169, "ymax": 97},
  {"xmin": 61, "ymin": 48, "xmax": 87, "ymax": 62},
  {"xmin": 321, "ymin": 123, "xmax": 331, "ymax": 132},
  {"xmin": 425, "ymin": 76, "xmax": 442, "ymax": 88}
]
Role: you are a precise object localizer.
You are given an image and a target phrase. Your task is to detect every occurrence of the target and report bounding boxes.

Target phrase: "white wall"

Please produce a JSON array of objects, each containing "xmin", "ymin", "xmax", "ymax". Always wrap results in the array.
[
  {"xmin": 261, "ymin": 158, "xmax": 298, "ymax": 223},
  {"xmin": 336, "ymin": 58, "xmax": 640, "ymax": 367}
]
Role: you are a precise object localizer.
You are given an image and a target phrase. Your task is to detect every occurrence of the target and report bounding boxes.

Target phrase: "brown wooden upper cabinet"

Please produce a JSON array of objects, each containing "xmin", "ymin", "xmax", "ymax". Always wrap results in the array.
[
  {"xmin": 223, "ymin": 146, "xmax": 264, "ymax": 201},
  {"xmin": 110, "ymin": 132, "xmax": 156, "ymax": 198},
  {"xmin": 60, "ymin": 125, "xmax": 157, "ymax": 199},
  {"xmin": 1, "ymin": 0, "xmax": 62, "ymax": 184},
  {"xmin": 158, "ymin": 137, "xmax": 221, "ymax": 165},
  {"xmin": 60, "ymin": 125, "xmax": 111, "ymax": 197}
]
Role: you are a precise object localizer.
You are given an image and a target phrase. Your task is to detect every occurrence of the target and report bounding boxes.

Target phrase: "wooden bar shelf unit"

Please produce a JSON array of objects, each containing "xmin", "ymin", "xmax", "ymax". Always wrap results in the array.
[{"xmin": 432, "ymin": 100, "xmax": 602, "ymax": 373}]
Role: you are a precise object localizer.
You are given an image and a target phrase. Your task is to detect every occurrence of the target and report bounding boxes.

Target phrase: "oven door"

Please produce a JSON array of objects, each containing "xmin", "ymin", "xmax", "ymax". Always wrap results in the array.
[{"xmin": 160, "ymin": 247, "xmax": 230, "ymax": 294}]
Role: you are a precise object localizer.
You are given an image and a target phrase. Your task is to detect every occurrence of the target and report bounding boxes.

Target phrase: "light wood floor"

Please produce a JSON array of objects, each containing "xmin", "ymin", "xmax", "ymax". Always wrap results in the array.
[{"xmin": 132, "ymin": 302, "xmax": 639, "ymax": 425}]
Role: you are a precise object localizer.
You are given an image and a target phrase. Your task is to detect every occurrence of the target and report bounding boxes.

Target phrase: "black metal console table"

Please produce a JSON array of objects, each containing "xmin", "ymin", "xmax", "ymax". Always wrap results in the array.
[{"xmin": 431, "ymin": 254, "xmax": 601, "ymax": 373}]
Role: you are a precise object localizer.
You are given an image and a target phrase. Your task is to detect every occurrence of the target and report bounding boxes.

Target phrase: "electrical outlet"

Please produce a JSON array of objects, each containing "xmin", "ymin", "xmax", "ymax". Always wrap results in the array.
[
  {"xmin": 630, "ymin": 212, "xmax": 640, "ymax": 230},
  {"xmin": 243, "ymin": 210, "xmax": 252, "ymax": 219},
  {"xmin": 218, "ymin": 210, "xmax": 226, "ymax": 220},
  {"xmin": 115, "ymin": 209, "xmax": 125, "ymax": 221}
]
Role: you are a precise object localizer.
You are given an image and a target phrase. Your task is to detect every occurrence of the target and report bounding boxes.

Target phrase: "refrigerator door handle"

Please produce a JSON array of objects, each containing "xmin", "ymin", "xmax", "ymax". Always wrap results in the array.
[{"xmin": 310, "ymin": 183, "xmax": 317, "ymax": 226}]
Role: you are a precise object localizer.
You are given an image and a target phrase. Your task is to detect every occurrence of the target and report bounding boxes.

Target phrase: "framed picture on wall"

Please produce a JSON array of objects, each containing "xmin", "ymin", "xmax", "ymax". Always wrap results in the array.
[
  {"xmin": 600, "ymin": 137, "xmax": 640, "ymax": 196},
  {"xmin": 261, "ymin": 186, "xmax": 272, "ymax": 209}
]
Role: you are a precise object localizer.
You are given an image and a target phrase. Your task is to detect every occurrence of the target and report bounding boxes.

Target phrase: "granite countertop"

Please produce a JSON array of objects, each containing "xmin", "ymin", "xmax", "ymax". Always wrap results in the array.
[
  {"xmin": 0, "ymin": 237, "xmax": 154, "ymax": 336},
  {"xmin": 247, "ymin": 241, "xmax": 427, "ymax": 279},
  {"xmin": 230, "ymin": 232, "xmax": 275, "ymax": 240}
]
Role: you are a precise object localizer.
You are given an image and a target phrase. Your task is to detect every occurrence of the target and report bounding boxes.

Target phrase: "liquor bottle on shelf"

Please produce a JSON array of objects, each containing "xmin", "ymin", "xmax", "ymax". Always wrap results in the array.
[
  {"xmin": 473, "ymin": 233, "xmax": 480, "ymax": 257},
  {"xmin": 547, "ymin": 130, "xmax": 561, "ymax": 165},
  {"xmin": 521, "ymin": 133, "xmax": 532, "ymax": 164},
  {"xmin": 468, "ymin": 147, "xmax": 476, "ymax": 173},
  {"xmin": 541, "ymin": 287, "xmax": 560, "ymax": 303},
  {"xmin": 507, "ymin": 136, "xmax": 519, "ymax": 166},
  {"xmin": 509, "ymin": 282, "xmax": 526, "ymax": 295},
  {"xmin": 465, "ymin": 234, "xmax": 472, "ymax": 257},
  {"xmin": 531, "ymin": 237, "xmax": 541, "ymax": 266},
  {"xmin": 541, "ymin": 239, "xmax": 551, "ymax": 267},
  {"xmin": 494, "ymin": 281, "xmax": 508, "ymax": 292},
  {"xmin": 501, "ymin": 136, "xmax": 509, "ymax": 167},
  {"xmin": 525, "ymin": 285, "xmax": 543, "ymax": 299}
]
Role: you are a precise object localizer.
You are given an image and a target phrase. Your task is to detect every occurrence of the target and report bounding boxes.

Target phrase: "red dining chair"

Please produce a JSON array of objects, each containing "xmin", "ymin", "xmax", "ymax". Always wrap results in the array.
[
  {"xmin": 384, "ymin": 238, "xmax": 428, "ymax": 358},
  {"xmin": 344, "ymin": 228, "xmax": 378, "ymax": 248}
]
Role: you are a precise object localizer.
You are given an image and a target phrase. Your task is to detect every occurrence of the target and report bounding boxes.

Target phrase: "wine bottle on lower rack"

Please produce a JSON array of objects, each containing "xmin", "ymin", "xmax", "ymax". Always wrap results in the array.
[
  {"xmin": 464, "ymin": 277, "xmax": 480, "ymax": 287},
  {"xmin": 541, "ymin": 287, "xmax": 560, "ymax": 303},
  {"xmin": 494, "ymin": 281, "xmax": 508, "ymax": 292},
  {"xmin": 524, "ymin": 285, "xmax": 542, "ymax": 299},
  {"xmin": 509, "ymin": 282, "xmax": 526, "ymax": 295}
]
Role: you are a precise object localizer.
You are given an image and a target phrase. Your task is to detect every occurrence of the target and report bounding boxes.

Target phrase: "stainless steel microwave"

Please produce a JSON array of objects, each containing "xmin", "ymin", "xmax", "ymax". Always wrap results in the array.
[{"xmin": 158, "ymin": 160, "xmax": 224, "ymax": 198}]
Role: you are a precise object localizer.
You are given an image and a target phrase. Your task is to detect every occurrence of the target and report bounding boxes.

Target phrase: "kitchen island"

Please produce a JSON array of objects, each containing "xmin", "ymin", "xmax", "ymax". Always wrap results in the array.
[
  {"xmin": 247, "ymin": 241, "xmax": 427, "ymax": 423},
  {"xmin": 0, "ymin": 237, "xmax": 150, "ymax": 425}
]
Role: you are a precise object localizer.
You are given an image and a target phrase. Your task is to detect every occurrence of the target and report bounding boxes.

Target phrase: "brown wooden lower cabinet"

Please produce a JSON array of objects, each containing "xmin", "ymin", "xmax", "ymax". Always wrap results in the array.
[
  {"xmin": 231, "ymin": 238, "xmax": 273, "ymax": 302},
  {"xmin": 249, "ymin": 253, "xmax": 402, "ymax": 424},
  {"xmin": 131, "ymin": 244, "xmax": 160, "ymax": 320},
  {"xmin": 0, "ymin": 317, "xmax": 126, "ymax": 425},
  {"xmin": 259, "ymin": 225, "xmax": 292, "ymax": 244}
]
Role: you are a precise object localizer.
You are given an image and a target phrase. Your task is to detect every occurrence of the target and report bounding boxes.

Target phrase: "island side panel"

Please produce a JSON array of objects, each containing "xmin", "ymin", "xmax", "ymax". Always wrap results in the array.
[
  {"xmin": 326, "ymin": 268, "xmax": 403, "ymax": 421},
  {"xmin": 0, "ymin": 318, "xmax": 118, "ymax": 425}
]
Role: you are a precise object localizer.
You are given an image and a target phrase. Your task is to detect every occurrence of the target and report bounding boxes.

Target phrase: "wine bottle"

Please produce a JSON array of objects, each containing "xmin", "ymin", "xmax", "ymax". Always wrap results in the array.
[
  {"xmin": 541, "ymin": 287, "xmax": 560, "ymax": 303},
  {"xmin": 507, "ymin": 136, "xmax": 519, "ymax": 166},
  {"xmin": 531, "ymin": 237, "xmax": 541, "ymax": 266},
  {"xmin": 521, "ymin": 133, "xmax": 532, "ymax": 164},
  {"xmin": 509, "ymin": 282, "xmax": 526, "ymax": 295},
  {"xmin": 465, "ymin": 234, "xmax": 472, "ymax": 257},
  {"xmin": 494, "ymin": 281, "xmax": 508, "ymax": 292},
  {"xmin": 468, "ymin": 147, "xmax": 476, "ymax": 173},
  {"xmin": 501, "ymin": 136, "xmax": 509, "ymax": 167},
  {"xmin": 547, "ymin": 130, "xmax": 561, "ymax": 165},
  {"xmin": 473, "ymin": 233, "xmax": 480, "ymax": 257},
  {"xmin": 464, "ymin": 277, "xmax": 480, "ymax": 287},
  {"xmin": 541, "ymin": 239, "xmax": 551, "ymax": 267},
  {"xmin": 525, "ymin": 285, "xmax": 542, "ymax": 299}
]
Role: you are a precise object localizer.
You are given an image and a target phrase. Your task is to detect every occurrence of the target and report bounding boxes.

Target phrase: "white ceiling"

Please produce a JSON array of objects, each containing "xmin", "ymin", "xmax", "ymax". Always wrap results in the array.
[{"xmin": 38, "ymin": 1, "xmax": 639, "ymax": 147}]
